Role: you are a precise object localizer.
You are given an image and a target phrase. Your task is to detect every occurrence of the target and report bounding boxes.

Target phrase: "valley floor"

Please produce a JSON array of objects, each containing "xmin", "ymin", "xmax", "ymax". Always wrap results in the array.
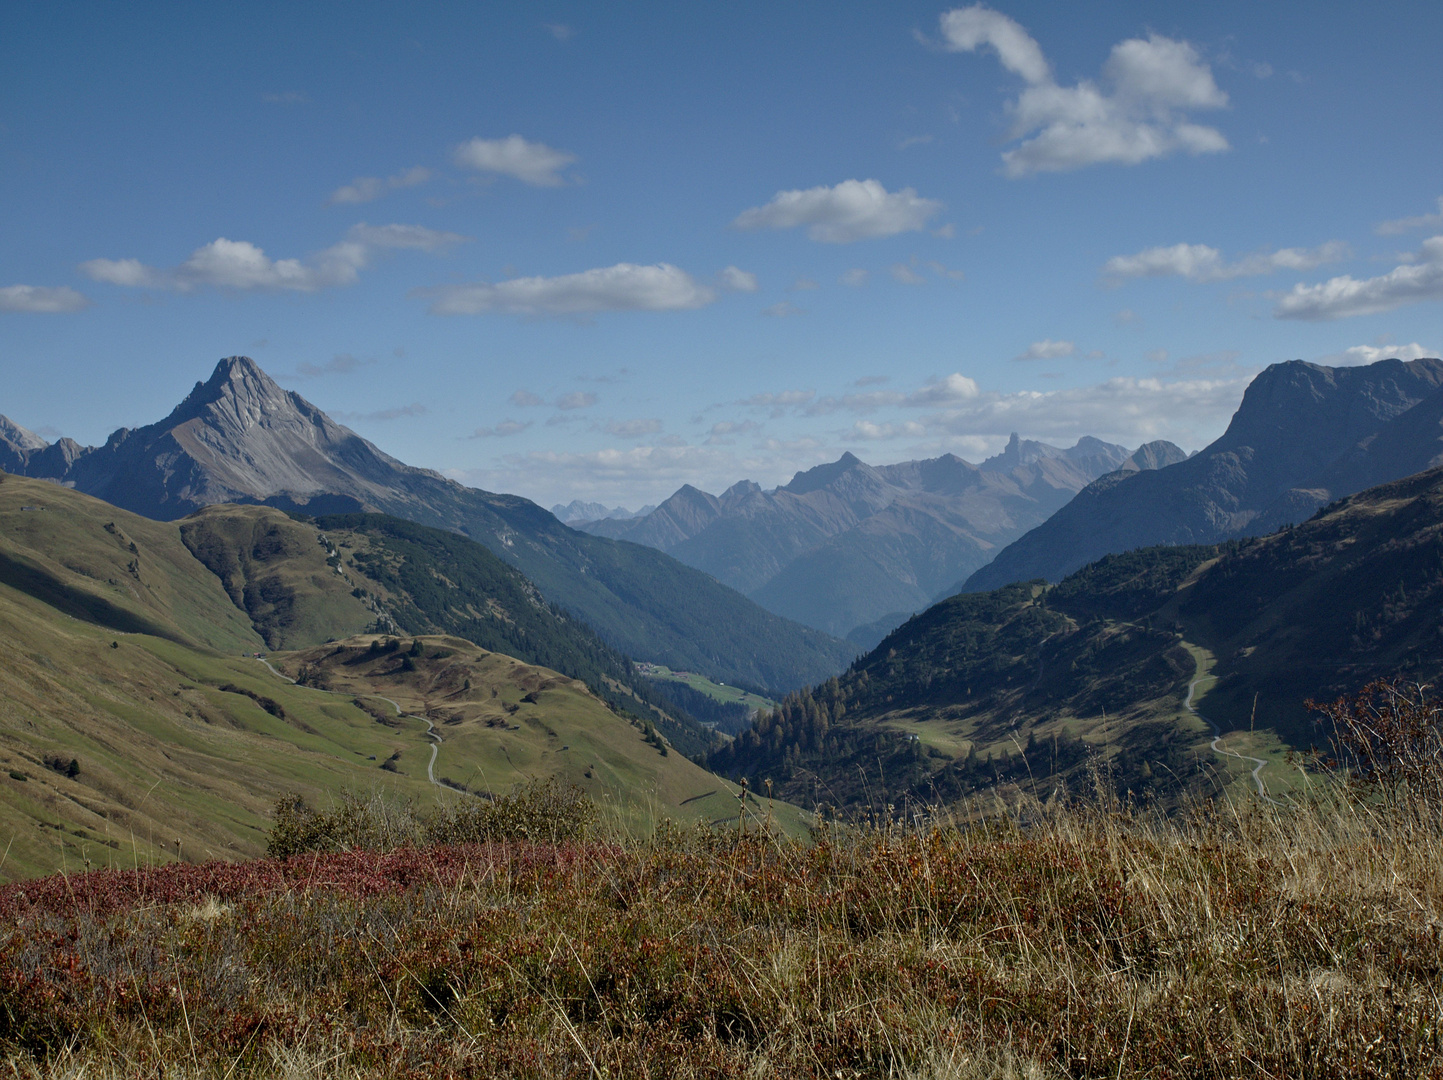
[{"xmin": 2, "ymin": 790, "xmax": 1439, "ymax": 1078}]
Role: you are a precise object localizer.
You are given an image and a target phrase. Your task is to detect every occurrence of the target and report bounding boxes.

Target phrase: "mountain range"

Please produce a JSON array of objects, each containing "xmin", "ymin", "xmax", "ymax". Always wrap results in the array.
[
  {"xmin": 964, "ymin": 357, "xmax": 1443, "ymax": 593},
  {"xmin": 709, "ymin": 465, "xmax": 1443, "ymax": 810},
  {"xmin": 577, "ymin": 435, "xmax": 1186, "ymax": 641},
  {"xmin": 0, "ymin": 357, "xmax": 854, "ymax": 693}
]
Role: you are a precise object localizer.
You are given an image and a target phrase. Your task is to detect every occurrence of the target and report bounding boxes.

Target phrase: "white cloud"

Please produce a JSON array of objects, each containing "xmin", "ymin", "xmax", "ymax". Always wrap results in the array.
[
  {"xmin": 739, "ymin": 389, "xmax": 815, "ymax": 411},
  {"xmin": 556, "ymin": 392, "xmax": 598, "ymax": 410},
  {"xmin": 1375, "ymin": 197, "xmax": 1443, "ymax": 236},
  {"xmin": 804, "ymin": 391, "xmax": 905, "ymax": 416},
  {"xmin": 605, "ymin": 418, "xmax": 663, "ymax": 438},
  {"xmin": 421, "ymin": 263, "xmax": 717, "ymax": 316},
  {"xmin": 543, "ymin": 23, "xmax": 574, "ymax": 41},
  {"xmin": 705, "ymin": 419, "xmax": 761, "ymax": 445},
  {"xmin": 732, "ymin": 179, "xmax": 943, "ymax": 243},
  {"xmin": 904, "ymin": 373, "xmax": 981, "ymax": 406},
  {"xmin": 296, "ymin": 353, "xmax": 374, "ymax": 378},
  {"xmin": 939, "ymin": 5, "xmax": 1229, "ymax": 176},
  {"xmin": 718, "ymin": 266, "xmax": 759, "ymax": 292},
  {"xmin": 1328, "ymin": 342, "xmax": 1435, "ymax": 366},
  {"xmin": 453, "ymin": 135, "xmax": 576, "ymax": 187},
  {"xmin": 844, "ymin": 420, "xmax": 927, "ymax": 441},
  {"xmin": 1274, "ymin": 237, "xmax": 1443, "ymax": 320},
  {"xmin": 840, "ymin": 268, "xmax": 870, "ymax": 287},
  {"xmin": 345, "ymin": 222, "xmax": 468, "ymax": 251},
  {"xmin": 762, "ymin": 301, "xmax": 804, "ymax": 317},
  {"xmin": 470, "ymin": 420, "xmax": 532, "ymax": 438},
  {"xmin": 790, "ymin": 276, "xmax": 818, "ymax": 291},
  {"xmin": 0, "ymin": 284, "xmax": 90, "ymax": 313},
  {"xmin": 80, "ymin": 224, "xmax": 463, "ymax": 294},
  {"xmin": 326, "ymin": 166, "xmax": 432, "ymax": 206},
  {"xmin": 890, "ymin": 263, "xmax": 926, "ymax": 285},
  {"xmin": 332, "ymin": 402, "xmax": 427, "ymax": 423},
  {"xmin": 1103, "ymin": 240, "xmax": 1349, "ymax": 283},
  {"xmin": 511, "ymin": 389, "xmax": 546, "ymax": 407},
  {"xmin": 1015, "ymin": 339, "xmax": 1075, "ymax": 361}
]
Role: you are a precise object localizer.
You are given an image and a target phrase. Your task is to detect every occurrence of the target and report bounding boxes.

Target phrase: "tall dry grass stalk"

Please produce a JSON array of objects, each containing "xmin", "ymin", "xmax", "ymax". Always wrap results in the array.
[{"xmin": 1, "ymin": 783, "xmax": 1439, "ymax": 1078}]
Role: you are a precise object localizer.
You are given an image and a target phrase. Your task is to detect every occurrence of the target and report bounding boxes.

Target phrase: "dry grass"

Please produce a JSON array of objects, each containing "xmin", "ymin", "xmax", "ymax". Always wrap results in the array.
[{"xmin": 0, "ymin": 785, "xmax": 1439, "ymax": 1079}]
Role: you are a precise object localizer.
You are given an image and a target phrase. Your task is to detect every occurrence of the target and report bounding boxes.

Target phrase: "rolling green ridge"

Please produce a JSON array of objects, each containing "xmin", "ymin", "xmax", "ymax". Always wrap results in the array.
[
  {"xmin": 0, "ymin": 475, "xmax": 798, "ymax": 879},
  {"xmin": 709, "ymin": 467, "xmax": 1443, "ymax": 810}
]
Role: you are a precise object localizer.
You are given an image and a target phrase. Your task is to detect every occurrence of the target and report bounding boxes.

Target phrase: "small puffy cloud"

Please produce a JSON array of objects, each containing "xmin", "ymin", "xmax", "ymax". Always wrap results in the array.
[
  {"xmin": 454, "ymin": 135, "xmax": 576, "ymax": 187},
  {"xmin": 606, "ymin": 418, "xmax": 662, "ymax": 438},
  {"xmin": 939, "ymin": 5, "xmax": 1051, "ymax": 82},
  {"xmin": 1375, "ymin": 197, "xmax": 1443, "ymax": 236},
  {"xmin": 718, "ymin": 266, "xmax": 759, "ymax": 292},
  {"xmin": 927, "ymin": 259, "xmax": 966, "ymax": 280},
  {"xmin": 762, "ymin": 301, "xmax": 804, "ymax": 317},
  {"xmin": 557, "ymin": 391, "xmax": 599, "ymax": 410},
  {"xmin": 296, "ymin": 353, "xmax": 374, "ymax": 378},
  {"xmin": 939, "ymin": 5, "xmax": 1229, "ymax": 176},
  {"xmin": 326, "ymin": 166, "xmax": 431, "ymax": 206},
  {"xmin": 840, "ymin": 268, "xmax": 870, "ymax": 287},
  {"xmin": 81, "ymin": 224, "xmax": 460, "ymax": 295},
  {"xmin": 421, "ymin": 263, "xmax": 716, "ymax": 316},
  {"xmin": 0, "ymin": 284, "xmax": 90, "ymax": 313},
  {"xmin": 905, "ymin": 373, "xmax": 980, "ymax": 406},
  {"xmin": 1015, "ymin": 339, "xmax": 1075, "ymax": 361},
  {"xmin": 1274, "ymin": 236, "xmax": 1443, "ymax": 320},
  {"xmin": 890, "ymin": 263, "xmax": 926, "ymax": 285},
  {"xmin": 1114, "ymin": 308, "xmax": 1140, "ymax": 325},
  {"xmin": 732, "ymin": 179, "xmax": 942, "ymax": 243},
  {"xmin": 844, "ymin": 420, "xmax": 927, "ymax": 441},
  {"xmin": 705, "ymin": 419, "xmax": 760, "ymax": 445},
  {"xmin": 511, "ymin": 389, "xmax": 546, "ymax": 407},
  {"xmin": 544, "ymin": 23, "xmax": 574, "ymax": 41},
  {"xmin": 790, "ymin": 276, "xmax": 819, "ymax": 291},
  {"xmin": 1330, "ymin": 342, "xmax": 1435, "ymax": 366},
  {"xmin": 80, "ymin": 258, "xmax": 168, "ymax": 288},
  {"xmin": 1103, "ymin": 240, "xmax": 1348, "ymax": 283},
  {"xmin": 470, "ymin": 419, "xmax": 532, "ymax": 438}
]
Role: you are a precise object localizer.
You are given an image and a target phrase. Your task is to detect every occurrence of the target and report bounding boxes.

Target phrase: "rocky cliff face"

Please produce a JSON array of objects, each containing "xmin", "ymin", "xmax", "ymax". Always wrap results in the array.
[
  {"xmin": 962, "ymin": 356, "xmax": 1443, "ymax": 593},
  {"xmin": 577, "ymin": 434, "xmax": 1171, "ymax": 638}
]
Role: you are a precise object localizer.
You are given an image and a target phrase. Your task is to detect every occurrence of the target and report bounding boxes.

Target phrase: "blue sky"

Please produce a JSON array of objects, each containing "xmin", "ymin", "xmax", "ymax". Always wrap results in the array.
[{"xmin": 2, "ymin": 1, "xmax": 1440, "ymax": 509}]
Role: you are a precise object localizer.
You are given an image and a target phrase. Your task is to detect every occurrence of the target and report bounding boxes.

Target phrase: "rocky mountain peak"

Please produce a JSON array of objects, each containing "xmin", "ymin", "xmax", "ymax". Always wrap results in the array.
[{"xmin": 0, "ymin": 415, "xmax": 48, "ymax": 452}]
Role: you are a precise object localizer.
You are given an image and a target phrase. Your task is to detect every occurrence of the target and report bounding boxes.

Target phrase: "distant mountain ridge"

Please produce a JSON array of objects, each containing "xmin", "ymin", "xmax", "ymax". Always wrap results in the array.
[
  {"xmin": 578, "ymin": 435, "xmax": 1185, "ymax": 638},
  {"xmin": 0, "ymin": 356, "xmax": 854, "ymax": 693},
  {"xmin": 550, "ymin": 500, "xmax": 654, "ymax": 525},
  {"xmin": 964, "ymin": 357, "xmax": 1443, "ymax": 593}
]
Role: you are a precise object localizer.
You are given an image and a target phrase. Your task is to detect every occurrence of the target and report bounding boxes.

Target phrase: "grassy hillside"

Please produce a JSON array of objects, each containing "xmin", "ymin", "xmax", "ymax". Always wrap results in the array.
[
  {"xmin": 709, "ymin": 468, "xmax": 1443, "ymax": 811},
  {"xmin": 0, "ymin": 476, "xmax": 800, "ymax": 880},
  {"xmin": 271, "ymin": 635, "xmax": 805, "ymax": 837},
  {"xmin": 178, "ymin": 504, "xmax": 375, "ymax": 648}
]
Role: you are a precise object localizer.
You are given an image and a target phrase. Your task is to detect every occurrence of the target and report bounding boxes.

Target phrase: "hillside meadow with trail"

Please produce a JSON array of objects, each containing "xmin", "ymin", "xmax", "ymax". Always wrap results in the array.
[{"xmin": 2, "ymin": 695, "xmax": 1441, "ymax": 1080}]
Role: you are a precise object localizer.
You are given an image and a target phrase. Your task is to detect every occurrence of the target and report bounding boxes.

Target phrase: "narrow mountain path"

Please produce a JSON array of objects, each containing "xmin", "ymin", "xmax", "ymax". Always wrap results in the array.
[
  {"xmin": 1183, "ymin": 672, "xmax": 1281, "ymax": 804},
  {"xmin": 253, "ymin": 659, "xmax": 450, "ymax": 792}
]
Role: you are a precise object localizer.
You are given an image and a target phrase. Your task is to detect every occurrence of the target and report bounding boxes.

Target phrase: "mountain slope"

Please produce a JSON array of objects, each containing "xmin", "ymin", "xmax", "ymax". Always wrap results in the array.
[
  {"xmin": 4, "ymin": 356, "xmax": 852, "ymax": 692},
  {"xmin": 580, "ymin": 436, "xmax": 1165, "ymax": 637},
  {"xmin": 0, "ymin": 476, "xmax": 796, "ymax": 879},
  {"xmin": 708, "ymin": 466, "xmax": 1443, "ymax": 810},
  {"xmin": 965, "ymin": 357, "xmax": 1443, "ymax": 592}
]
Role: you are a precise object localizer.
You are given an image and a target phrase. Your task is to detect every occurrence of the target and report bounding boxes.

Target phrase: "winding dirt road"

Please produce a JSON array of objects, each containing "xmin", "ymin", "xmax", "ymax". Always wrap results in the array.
[
  {"xmin": 1184, "ymin": 674, "xmax": 1280, "ymax": 803},
  {"xmin": 254, "ymin": 659, "xmax": 447, "ymax": 791}
]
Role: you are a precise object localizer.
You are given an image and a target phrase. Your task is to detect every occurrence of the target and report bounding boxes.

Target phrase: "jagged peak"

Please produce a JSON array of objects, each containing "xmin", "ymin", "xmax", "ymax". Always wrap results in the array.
[{"xmin": 0, "ymin": 415, "xmax": 48, "ymax": 451}]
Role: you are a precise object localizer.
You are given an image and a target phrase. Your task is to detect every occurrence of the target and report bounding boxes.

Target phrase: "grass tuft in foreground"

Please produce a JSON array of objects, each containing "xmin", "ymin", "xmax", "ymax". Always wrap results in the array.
[{"xmin": 2, "ymin": 770, "xmax": 1440, "ymax": 1078}]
